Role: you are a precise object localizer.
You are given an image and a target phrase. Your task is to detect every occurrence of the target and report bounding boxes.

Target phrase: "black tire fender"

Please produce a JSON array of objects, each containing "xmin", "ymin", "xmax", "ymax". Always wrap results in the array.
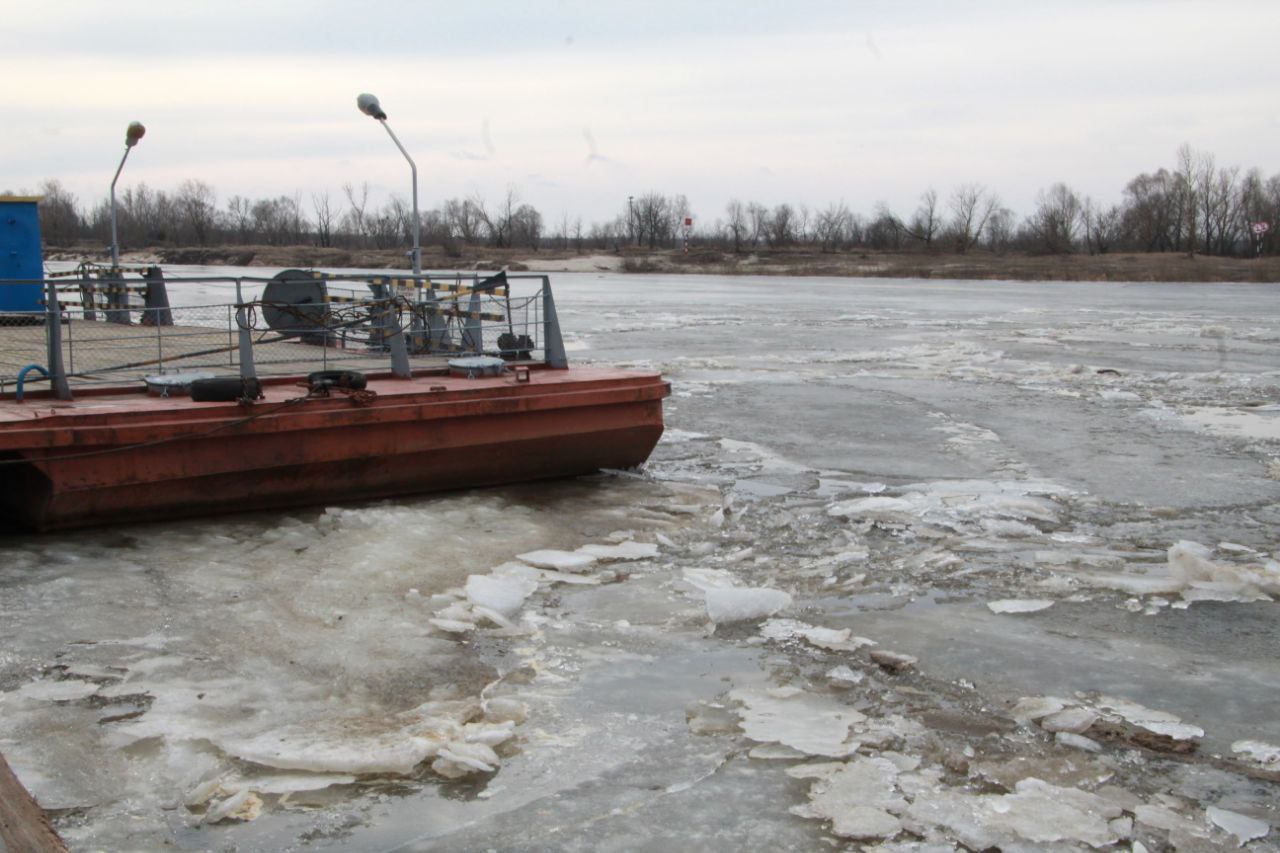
[
  {"xmin": 190, "ymin": 376, "xmax": 264, "ymax": 402},
  {"xmin": 307, "ymin": 370, "xmax": 367, "ymax": 391}
]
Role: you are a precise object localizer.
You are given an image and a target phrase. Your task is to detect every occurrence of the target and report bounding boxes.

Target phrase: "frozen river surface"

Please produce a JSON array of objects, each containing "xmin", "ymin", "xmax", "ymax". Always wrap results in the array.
[{"xmin": 2, "ymin": 272, "xmax": 1279, "ymax": 850}]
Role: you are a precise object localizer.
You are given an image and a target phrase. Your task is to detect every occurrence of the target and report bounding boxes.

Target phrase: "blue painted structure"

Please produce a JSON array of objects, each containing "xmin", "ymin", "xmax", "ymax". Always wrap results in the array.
[{"xmin": 0, "ymin": 196, "xmax": 44, "ymax": 313}]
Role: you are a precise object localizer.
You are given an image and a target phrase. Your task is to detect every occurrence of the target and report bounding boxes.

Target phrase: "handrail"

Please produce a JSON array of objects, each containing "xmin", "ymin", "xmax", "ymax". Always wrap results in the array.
[{"xmin": 1, "ymin": 270, "xmax": 566, "ymax": 398}]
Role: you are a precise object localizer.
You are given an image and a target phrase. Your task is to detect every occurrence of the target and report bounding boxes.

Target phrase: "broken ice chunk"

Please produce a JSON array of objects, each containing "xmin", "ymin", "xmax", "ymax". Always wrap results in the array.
[
  {"xmin": 429, "ymin": 617, "xmax": 478, "ymax": 634},
  {"xmin": 730, "ymin": 687, "xmax": 864, "ymax": 757},
  {"xmin": 1206, "ymin": 806, "xmax": 1270, "ymax": 846},
  {"xmin": 705, "ymin": 587, "xmax": 792, "ymax": 623},
  {"xmin": 1167, "ymin": 540, "xmax": 1280, "ymax": 603},
  {"xmin": 680, "ymin": 567, "xmax": 738, "ymax": 592},
  {"xmin": 827, "ymin": 666, "xmax": 865, "ymax": 688},
  {"xmin": 465, "ymin": 573, "xmax": 538, "ymax": 619},
  {"xmin": 986, "ymin": 599, "xmax": 1054, "ymax": 614},
  {"xmin": 482, "ymin": 697, "xmax": 528, "ymax": 725},
  {"xmin": 791, "ymin": 756, "xmax": 906, "ymax": 840},
  {"xmin": 747, "ymin": 743, "xmax": 809, "ymax": 760},
  {"xmin": 905, "ymin": 777, "xmax": 1121, "ymax": 849},
  {"xmin": 14, "ymin": 679, "xmax": 101, "ymax": 702},
  {"xmin": 1231, "ymin": 739, "xmax": 1280, "ymax": 768},
  {"xmin": 1093, "ymin": 696, "xmax": 1204, "ymax": 741},
  {"xmin": 1039, "ymin": 707, "xmax": 1098, "ymax": 734},
  {"xmin": 759, "ymin": 618, "xmax": 872, "ymax": 651},
  {"xmin": 227, "ymin": 773, "xmax": 357, "ymax": 795},
  {"xmin": 1055, "ymin": 732, "xmax": 1102, "ymax": 752},
  {"xmin": 432, "ymin": 741, "xmax": 499, "ymax": 778},
  {"xmin": 575, "ymin": 541, "xmax": 659, "ymax": 561},
  {"xmin": 516, "ymin": 549, "xmax": 598, "ymax": 573},
  {"xmin": 869, "ymin": 650, "xmax": 917, "ymax": 673},
  {"xmin": 1010, "ymin": 696, "xmax": 1069, "ymax": 722},
  {"xmin": 202, "ymin": 789, "xmax": 263, "ymax": 824},
  {"xmin": 828, "ymin": 496, "xmax": 920, "ymax": 521}
]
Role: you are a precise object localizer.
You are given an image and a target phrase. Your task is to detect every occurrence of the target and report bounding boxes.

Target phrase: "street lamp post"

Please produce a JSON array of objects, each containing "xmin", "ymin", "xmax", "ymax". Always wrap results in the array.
[
  {"xmin": 109, "ymin": 121, "xmax": 146, "ymax": 267},
  {"xmin": 357, "ymin": 93, "xmax": 420, "ymax": 276},
  {"xmin": 628, "ymin": 195, "xmax": 635, "ymax": 248}
]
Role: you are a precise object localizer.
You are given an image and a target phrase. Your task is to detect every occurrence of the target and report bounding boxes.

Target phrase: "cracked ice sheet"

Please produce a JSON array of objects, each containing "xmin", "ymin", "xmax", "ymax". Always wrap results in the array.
[{"xmin": 0, "ymin": 477, "xmax": 713, "ymax": 848}]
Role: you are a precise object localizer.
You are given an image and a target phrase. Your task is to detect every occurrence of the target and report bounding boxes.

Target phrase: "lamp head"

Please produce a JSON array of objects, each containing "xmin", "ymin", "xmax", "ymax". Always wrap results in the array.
[
  {"xmin": 357, "ymin": 93, "xmax": 387, "ymax": 120},
  {"xmin": 125, "ymin": 121, "xmax": 146, "ymax": 148}
]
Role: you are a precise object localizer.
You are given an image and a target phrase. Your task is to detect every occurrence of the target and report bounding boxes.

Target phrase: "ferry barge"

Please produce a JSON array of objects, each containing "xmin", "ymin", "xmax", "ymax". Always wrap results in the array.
[{"xmin": 0, "ymin": 253, "xmax": 668, "ymax": 531}]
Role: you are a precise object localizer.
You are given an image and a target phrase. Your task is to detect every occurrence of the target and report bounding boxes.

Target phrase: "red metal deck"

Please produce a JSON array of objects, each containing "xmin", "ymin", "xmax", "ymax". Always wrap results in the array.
[{"xmin": 0, "ymin": 367, "xmax": 669, "ymax": 531}]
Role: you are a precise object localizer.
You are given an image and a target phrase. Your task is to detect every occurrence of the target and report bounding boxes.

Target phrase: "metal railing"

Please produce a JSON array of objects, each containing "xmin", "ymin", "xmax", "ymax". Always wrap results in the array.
[{"xmin": 0, "ymin": 270, "xmax": 567, "ymax": 399}]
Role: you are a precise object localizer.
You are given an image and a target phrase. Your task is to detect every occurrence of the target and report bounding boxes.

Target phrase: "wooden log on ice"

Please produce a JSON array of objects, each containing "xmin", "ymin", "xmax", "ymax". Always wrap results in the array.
[{"xmin": 0, "ymin": 751, "xmax": 68, "ymax": 853}]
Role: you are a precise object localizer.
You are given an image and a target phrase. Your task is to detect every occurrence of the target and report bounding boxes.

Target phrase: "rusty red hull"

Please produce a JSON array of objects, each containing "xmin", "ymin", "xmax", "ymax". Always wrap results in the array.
[{"xmin": 0, "ymin": 367, "xmax": 669, "ymax": 531}]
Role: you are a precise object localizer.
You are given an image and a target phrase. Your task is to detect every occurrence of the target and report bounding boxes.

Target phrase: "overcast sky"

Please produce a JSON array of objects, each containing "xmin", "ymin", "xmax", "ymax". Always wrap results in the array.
[{"xmin": 5, "ymin": 0, "xmax": 1278, "ymax": 227}]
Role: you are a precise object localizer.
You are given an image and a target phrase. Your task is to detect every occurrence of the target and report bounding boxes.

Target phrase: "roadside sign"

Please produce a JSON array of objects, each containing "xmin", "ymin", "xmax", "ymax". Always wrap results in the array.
[{"xmin": 1252, "ymin": 221, "xmax": 1270, "ymax": 235}]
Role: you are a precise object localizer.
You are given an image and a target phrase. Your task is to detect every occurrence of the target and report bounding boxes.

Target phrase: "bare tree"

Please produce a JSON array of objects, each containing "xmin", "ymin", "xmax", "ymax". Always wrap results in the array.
[
  {"xmin": 908, "ymin": 189, "xmax": 941, "ymax": 248},
  {"xmin": 1121, "ymin": 169, "xmax": 1177, "ymax": 252},
  {"xmin": 865, "ymin": 202, "xmax": 904, "ymax": 250},
  {"xmin": 342, "ymin": 181, "xmax": 370, "ymax": 247},
  {"xmin": 1023, "ymin": 183, "xmax": 1082, "ymax": 254},
  {"xmin": 813, "ymin": 202, "xmax": 852, "ymax": 252},
  {"xmin": 174, "ymin": 179, "xmax": 218, "ymax": 245},
  {"xmin": 725, "ymin": 200, "xmax": 749, "ymax": 253},
  {"xmin": 768, "ymin": 203, "xmax": 795, "ymax": 247},
  {"xmin": 1175, "ymin": 143, "xmax": 1209, "ymax": 258},
  {"xmin": 1082, "ymin": 197, "xmax": 1123, "ymax": 255},
  {"xmin": 312, "ymin": 191, "xmax": 335, "ymax": 248},
  {"xmin": 512, "ymin": 204, "xmax": 544, "ymax": 250},
  {"xmin": 226, "ymin": 195, "xmax": 252, "ymax": 242},
  {"xmin": 746, "ymin": 202, "xmax": 769, "ymax": 247},
  {"xmin": 36, "ymin": 179, "xmax": 81, "ymax": 245},
  {"xmin": 947, "ymin": 184, "xmax": 999, "ymax": 252}
]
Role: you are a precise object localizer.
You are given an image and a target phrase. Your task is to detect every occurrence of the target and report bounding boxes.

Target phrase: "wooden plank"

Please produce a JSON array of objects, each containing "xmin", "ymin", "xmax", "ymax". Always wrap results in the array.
[{"xmin": 0, "ymin": 751, "xmax": 68, "ymax": 852}]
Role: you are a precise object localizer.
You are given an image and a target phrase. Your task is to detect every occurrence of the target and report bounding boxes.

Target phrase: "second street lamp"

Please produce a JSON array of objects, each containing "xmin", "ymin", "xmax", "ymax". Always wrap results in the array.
[
  {"xmin": 356, "ymin": 93, "xmax": 421, "ymax": 276},
  {"xmin": 110, "ymin": 121, "xmax": 146, "ymax": 267}
]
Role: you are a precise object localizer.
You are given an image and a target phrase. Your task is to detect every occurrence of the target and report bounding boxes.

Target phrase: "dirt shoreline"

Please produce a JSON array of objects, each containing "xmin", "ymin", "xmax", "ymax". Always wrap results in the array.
[{"xmin": 43, "ymin": 244, "xmax": 1280, "ymax": 283}]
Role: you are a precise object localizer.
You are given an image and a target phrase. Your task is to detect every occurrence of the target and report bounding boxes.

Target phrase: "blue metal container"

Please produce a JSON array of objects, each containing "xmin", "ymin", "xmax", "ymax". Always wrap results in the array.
[{"xmin": 0, "ymin": 196, "xmax": 44, "ymax": 313}]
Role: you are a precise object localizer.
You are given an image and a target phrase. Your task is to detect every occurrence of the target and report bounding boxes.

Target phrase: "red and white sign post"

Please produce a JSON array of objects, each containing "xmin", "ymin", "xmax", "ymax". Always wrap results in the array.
[{"xmin": 682, "ymin": 216, "xmax": 693, "ymax": 254}]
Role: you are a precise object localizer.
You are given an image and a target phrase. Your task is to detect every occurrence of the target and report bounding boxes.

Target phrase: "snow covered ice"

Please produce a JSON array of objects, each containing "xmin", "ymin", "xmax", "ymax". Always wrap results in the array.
[{"xmin": 3, "ymin": 272, "xmax": 1279, "ymax": 850}]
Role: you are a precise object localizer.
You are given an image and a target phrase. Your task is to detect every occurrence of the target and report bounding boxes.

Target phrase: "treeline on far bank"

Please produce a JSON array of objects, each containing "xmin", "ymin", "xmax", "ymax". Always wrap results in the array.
[{"xmin": 16, "ymin": 143, "xmax": 1280, "ymax": 260}]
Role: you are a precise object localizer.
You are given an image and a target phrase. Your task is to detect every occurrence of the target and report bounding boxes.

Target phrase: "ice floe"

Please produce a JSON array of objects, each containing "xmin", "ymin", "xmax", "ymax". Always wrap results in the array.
[
  {"xmin": 729, "ymin": 687, "xmax": 863, "ymax": 757},
  {"xmin": 1207, "ymin": 806, "xmax": 1271, "ymax": 846},
  {"xmin": 790, "ymin": 756, "xmax": 906, "ymax": 839},
  {"xmin": 905, "ymin": 777, "xmax": 1122, "ymax": 849},
  {"xmin": 986, "ymin": 598, "xmax": 1055, "ymax": 614},
  {"xmin": 705, "ymin": 587, "xmax": 792, "ymax": 623},
  {"xmin": 1231, "ymin": 739, "xmax": 1280, "ymax": 768},
  {"xmin": 759, "ymin": 618, "xmax": 876, "ymax": 651}
]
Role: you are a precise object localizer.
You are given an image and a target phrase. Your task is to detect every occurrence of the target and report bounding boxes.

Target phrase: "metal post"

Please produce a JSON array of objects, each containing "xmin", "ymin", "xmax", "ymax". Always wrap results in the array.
[
  {"xmin": 142, "ymin": 265, "xmax": 172, "ymax": 326},
  {"xmin": 540, "ymin": 277, "xmax": 568, "ymax": 369},
  {"xmin": 109, "ymin": 122, "xmax": 145, "ymax": 267},
  {"xmin": 385, "ymin": 302, "xmax": 411, "ymax": 378},
  {"xmin": 43, "ymin": 280, "xmax": 72, "ymax": 400},
  {"xmin": 379, "ymin": 120, "xmax": 421, "ymax": 277},
  {"xmin": 235, "ymin": 280, "xmax": 256, "ymax": 380},
  {"xmin": 379, "ymin": 121, "xmax": 447, "ymax": 350},
  {"xmin": 463, "ymin": 288, "xmax": 483, "ymax": 353},
  {"xmin": 109, "ymin": 148, "xmax": 131, "ymax": 269}
]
